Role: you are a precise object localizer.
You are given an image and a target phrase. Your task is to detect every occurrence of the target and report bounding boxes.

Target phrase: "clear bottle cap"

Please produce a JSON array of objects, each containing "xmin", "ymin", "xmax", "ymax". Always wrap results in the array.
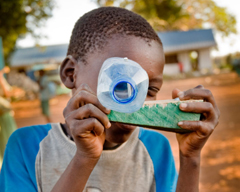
[{"xmin": 97, "ymin": 57, "xmax": 149, "ymax": 113}]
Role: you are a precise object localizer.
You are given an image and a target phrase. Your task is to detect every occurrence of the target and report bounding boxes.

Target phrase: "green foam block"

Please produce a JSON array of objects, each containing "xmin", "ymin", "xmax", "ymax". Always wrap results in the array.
[{"xmin": 107, "ymin": 100, "xmax": 202, "ymax": 133}]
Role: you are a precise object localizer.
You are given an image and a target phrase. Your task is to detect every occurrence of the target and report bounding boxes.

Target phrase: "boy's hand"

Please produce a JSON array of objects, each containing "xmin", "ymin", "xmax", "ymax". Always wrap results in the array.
[
  {"xmin": 172, "ymin": 85, "xmax": 220, "ymax": 158},
  {"xmin": 63, "ymin": 84, "xmax": 111, "ymax": 160}
]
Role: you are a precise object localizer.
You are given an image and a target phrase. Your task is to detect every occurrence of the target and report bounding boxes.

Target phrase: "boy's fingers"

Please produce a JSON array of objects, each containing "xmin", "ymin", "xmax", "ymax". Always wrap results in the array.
[
  {"xmin": 172, "ymin": 85, "xmax": 203, "ymax": 99},
  {"xmin": 73, "ymin": 104, "xmax": 111, "ymax": 129},
  {"xmin": 178, "ymin": 121, "xmax": 214, "ymax": 137},
  {"xmin": 177, "ymin": 88, "xmax": 218, "ymax": 110},
  {"xmin": 70, "ymin": 118, "xmax": 105, "ymax": 137},
  {"xmin": 194, "ymin": 85, "xmax": 204, "ymax": 89},
  {"xmin": 68, "ymin": 90, "xmax": 110, "ymax": 114},
  {"xmin": 172, "ymin": 88, "xmax": 182, "ymax": 99},
  {"xmin": 178, "ymin": 88, "xmax": 213, "ymax": 102},
  {"xmin": 178, "ymin": 88, "xmax": 213, "ymax": 101},
  {"xmin": 177, "ymin": 86, "xmax": 220, "ymax": 119},
  {"xmin": 179, "ymin": 102, "xmax": 215, "ymax": 118}
]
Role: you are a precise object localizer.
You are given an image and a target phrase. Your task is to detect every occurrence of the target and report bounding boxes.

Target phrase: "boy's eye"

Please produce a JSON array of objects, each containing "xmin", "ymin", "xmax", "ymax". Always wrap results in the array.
[{"xmin": 148, "ymin": 87, "xmax": 159, "ymax": 97}]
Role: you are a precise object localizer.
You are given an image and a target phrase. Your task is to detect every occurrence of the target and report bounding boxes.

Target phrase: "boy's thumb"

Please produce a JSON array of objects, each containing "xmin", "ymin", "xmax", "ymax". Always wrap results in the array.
[{"xmin": 172, "ymin": 88, "xmax": 182, "ymax": 99}]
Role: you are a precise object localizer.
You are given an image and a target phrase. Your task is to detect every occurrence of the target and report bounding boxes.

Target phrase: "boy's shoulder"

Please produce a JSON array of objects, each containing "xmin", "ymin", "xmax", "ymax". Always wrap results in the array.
[
  {"xmin": 6, "ymin": 124, "xmax": 53, "ymax": 157},
  {"xmin": 138, "ymin": 128, "xmax": 174, "ymax": 166},
  {"xmin": 0, "ymin": 124, "xmax": 53, "ymax": 191},
  {"xmin": 138, "ymin": 128, "xmax": 171, "ymax": 148},
  {"xmin": 137, "ymin": 128, "xmax": 177, "ymax": 191},
  {"xmin": 9, "ymin": 123, "xmax": 52, "ymax": 144}
]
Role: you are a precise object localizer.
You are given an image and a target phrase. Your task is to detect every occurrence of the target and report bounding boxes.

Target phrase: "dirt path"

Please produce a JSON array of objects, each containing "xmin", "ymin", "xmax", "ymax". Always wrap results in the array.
[{"xmin": 12, "ymin": 72, "xmax": 240, "ymax": 192}]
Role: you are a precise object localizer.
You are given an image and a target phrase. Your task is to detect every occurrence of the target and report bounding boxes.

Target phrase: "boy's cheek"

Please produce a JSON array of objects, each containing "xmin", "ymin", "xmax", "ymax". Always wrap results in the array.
[
  {"xmin": 145, "ymin": 95, "xmax": 157, "ymax": 101},
  {"xmin": 74, "ymin": 67, "xmax": 100, "ymax": 94},
  {"xmin": 75, "ymin": 80, "xmax": 98, "ymax": 94}
]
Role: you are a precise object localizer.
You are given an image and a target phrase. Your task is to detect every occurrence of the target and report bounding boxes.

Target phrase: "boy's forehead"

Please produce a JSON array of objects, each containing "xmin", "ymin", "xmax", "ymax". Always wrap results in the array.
[
  {"xmin": 86, "ymin": 36, "xmax": 164, "ymax": 72},
  {"xmin": 106, "ymin": 36, "xmax": 163, "ymax": 58}
]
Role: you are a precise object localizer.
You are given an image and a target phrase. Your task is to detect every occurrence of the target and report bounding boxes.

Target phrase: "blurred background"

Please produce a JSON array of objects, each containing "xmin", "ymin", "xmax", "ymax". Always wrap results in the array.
[{"xmin": 0, "ymin": 0, "xmax": 240, "ymax": 191}]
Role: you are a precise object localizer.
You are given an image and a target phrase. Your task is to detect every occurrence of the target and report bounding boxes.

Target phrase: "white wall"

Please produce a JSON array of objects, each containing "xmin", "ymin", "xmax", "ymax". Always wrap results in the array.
[
  {"xmin": 163, "ymin": 63, "xmax": 179, "ymax": 75},
  {"xmin": 177, "ymin": 52, "xmax": 191, "ymax": 72},
  {"xmin": 198, "ymin": 48, "xmax": 212, "ymax": 71},
  {"xmin": 164, "ymin": 49, "xmax": 212, "ymax": 75}
]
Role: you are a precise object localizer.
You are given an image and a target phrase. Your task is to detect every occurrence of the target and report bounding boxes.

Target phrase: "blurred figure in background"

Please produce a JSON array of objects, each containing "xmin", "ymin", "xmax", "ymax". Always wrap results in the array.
[
  {"xmin": 178, "ymin": 62, "xmax": 183, "ymax": 73},
  {"xmin": 0, "ymin": 67, "xmax": 17, "ymax": 167},
  {"xmin": 38, "ymin": 70, "xmax": 56, "ymax": 123}
]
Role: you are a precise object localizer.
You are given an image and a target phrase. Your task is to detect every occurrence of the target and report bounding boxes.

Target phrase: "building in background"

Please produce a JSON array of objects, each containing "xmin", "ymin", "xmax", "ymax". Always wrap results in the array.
[
  {"xmin": 8, "ymin": 45, "xmax": 69, "ymax": 99},
  {"xmin": 9, "ymin": 44, "xmax": 68, "ymax": 71},
  {"xmin": 158, "ymin": 29, "xmax": 217, "ymax": 75},
  {"xmin": 9, "ymin": 29, "xmax": 217, "ymax": 75}
]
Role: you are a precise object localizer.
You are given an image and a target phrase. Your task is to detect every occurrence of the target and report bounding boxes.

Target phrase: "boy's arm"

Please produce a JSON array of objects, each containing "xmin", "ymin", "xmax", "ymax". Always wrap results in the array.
[
  {"xmin": 173, "ymin": 85, "xmax": 220, "ymax": 192},
  {"xmin": 0, "ymin": 129, "xmax": 38, "ymax": 192},
  {"xmin": 176, "ymin": 154, "xmax": 201, "ymax": 192},
  {"xmin": 51, "ymin": 84, "xmax": 111, "ymax": 192}
]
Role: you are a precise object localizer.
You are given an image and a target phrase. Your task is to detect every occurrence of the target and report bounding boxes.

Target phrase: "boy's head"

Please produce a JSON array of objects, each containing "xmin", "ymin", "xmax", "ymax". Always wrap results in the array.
[
  {"xmin": 61, "ymin": 7, "xmax": 164, "ymax": 93},
  {"xmin": 67, "ymin": 6, "xmax": 162, "ymax": 64},
  {"xmin": 60, "ymin": 7, "xmax": 165, "ymax": 145}
]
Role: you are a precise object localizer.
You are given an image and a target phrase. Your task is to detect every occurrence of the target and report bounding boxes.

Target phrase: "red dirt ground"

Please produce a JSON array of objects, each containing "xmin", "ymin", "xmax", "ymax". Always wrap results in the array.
[{"xmin": 12, "ymin": 72, "xmax": 240, "ymax": 192}]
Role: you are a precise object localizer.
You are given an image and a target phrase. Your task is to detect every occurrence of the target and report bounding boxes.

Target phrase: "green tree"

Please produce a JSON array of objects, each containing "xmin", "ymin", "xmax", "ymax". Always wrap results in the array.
[
  {"xmin": 94, "ymin": 0, "xmax": 237, "ymax": 36},
  {"xmin": 0, "ymin": 0, "xmax": 55, "ymax": 63},
  {"xmin": 177, "ymin": 0, "xmax": 237, "ymax": 36}
]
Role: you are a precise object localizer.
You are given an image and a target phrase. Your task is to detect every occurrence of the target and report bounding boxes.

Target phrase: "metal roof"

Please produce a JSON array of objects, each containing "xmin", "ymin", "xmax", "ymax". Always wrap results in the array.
[
  {"xmin": 10, "ymin": 29, "xmax": 216, "ymax": 67},
  {"xmin": 10, "ymin": 44, "xmax": 68, "ymax": 67},
  {"xmin": 158, "ymin": 29, "xmax": 216, "ymax": 54}
]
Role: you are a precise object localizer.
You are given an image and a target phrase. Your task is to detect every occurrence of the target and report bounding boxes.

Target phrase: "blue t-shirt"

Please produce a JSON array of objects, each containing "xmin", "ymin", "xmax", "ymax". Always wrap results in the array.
[{"xmin": 0, "ymin": 123, "xmax": 178, "ymax": 192}]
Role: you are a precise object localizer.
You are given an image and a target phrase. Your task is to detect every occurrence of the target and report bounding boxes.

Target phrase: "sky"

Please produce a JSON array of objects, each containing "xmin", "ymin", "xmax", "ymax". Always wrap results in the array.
[{"xmin": 17, "ymin": 0, "xmax": 240, "ymax": 57}]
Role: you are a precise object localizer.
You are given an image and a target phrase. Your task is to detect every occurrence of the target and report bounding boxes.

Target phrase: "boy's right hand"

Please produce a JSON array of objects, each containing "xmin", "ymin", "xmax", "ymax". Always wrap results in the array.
[{"xmin": 63, "ymin": 84, "xmax": 111, "ymax": 160}]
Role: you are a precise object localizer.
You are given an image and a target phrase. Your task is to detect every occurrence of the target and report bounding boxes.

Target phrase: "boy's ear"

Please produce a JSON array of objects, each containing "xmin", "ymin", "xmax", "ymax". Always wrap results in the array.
[{"xmin": 60, "ymin": 55, "xmax": 78, "ymax": 89}]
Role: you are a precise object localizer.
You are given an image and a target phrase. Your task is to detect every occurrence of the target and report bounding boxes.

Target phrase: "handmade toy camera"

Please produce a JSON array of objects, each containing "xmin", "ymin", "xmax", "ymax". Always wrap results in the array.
[{"xmin": 97, "ymin": 57, "xmax": 201, "ymax": 133}]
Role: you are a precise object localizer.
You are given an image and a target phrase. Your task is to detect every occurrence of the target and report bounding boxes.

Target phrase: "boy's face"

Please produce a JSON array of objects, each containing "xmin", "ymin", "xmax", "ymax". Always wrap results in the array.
[{"xmin": 72, "ymin": 35, "xmax": 164, "ymax": 147}]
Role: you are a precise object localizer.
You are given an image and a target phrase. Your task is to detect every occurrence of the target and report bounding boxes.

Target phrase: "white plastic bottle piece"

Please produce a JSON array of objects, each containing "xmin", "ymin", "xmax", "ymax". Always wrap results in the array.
[{"xmin": 97, "ymin": 57, "xmax": 149, "ymax": 113}]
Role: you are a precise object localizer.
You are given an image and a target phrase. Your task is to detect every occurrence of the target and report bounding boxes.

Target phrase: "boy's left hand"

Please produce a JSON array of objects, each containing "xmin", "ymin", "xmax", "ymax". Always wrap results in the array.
[{"xmin": 172, "ymin": 85, "xmax": 220, "ymax": 158}]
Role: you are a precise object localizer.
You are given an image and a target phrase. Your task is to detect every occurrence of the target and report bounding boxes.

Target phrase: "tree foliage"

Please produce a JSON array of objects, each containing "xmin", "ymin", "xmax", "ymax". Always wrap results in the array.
[
  {"xmin": 0, "ymin": 0, "xmax": 55, "ymax": 63},
  {"xmin": 94, "ymin": 0, "xmax": 237, "ymax": 36}
]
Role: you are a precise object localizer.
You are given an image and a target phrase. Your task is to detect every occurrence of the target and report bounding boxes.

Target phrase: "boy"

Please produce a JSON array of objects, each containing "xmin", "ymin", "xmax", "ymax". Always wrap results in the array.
[{"xmin": 0, "ymin": 7, "xmax": 220, "ymax": 192}]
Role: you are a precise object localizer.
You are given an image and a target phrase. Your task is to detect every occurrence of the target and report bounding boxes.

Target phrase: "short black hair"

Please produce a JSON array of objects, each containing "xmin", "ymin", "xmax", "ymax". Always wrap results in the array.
[{"xmin": 67, "ymin": 7, "xmax": 162, "ymax": 63}]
